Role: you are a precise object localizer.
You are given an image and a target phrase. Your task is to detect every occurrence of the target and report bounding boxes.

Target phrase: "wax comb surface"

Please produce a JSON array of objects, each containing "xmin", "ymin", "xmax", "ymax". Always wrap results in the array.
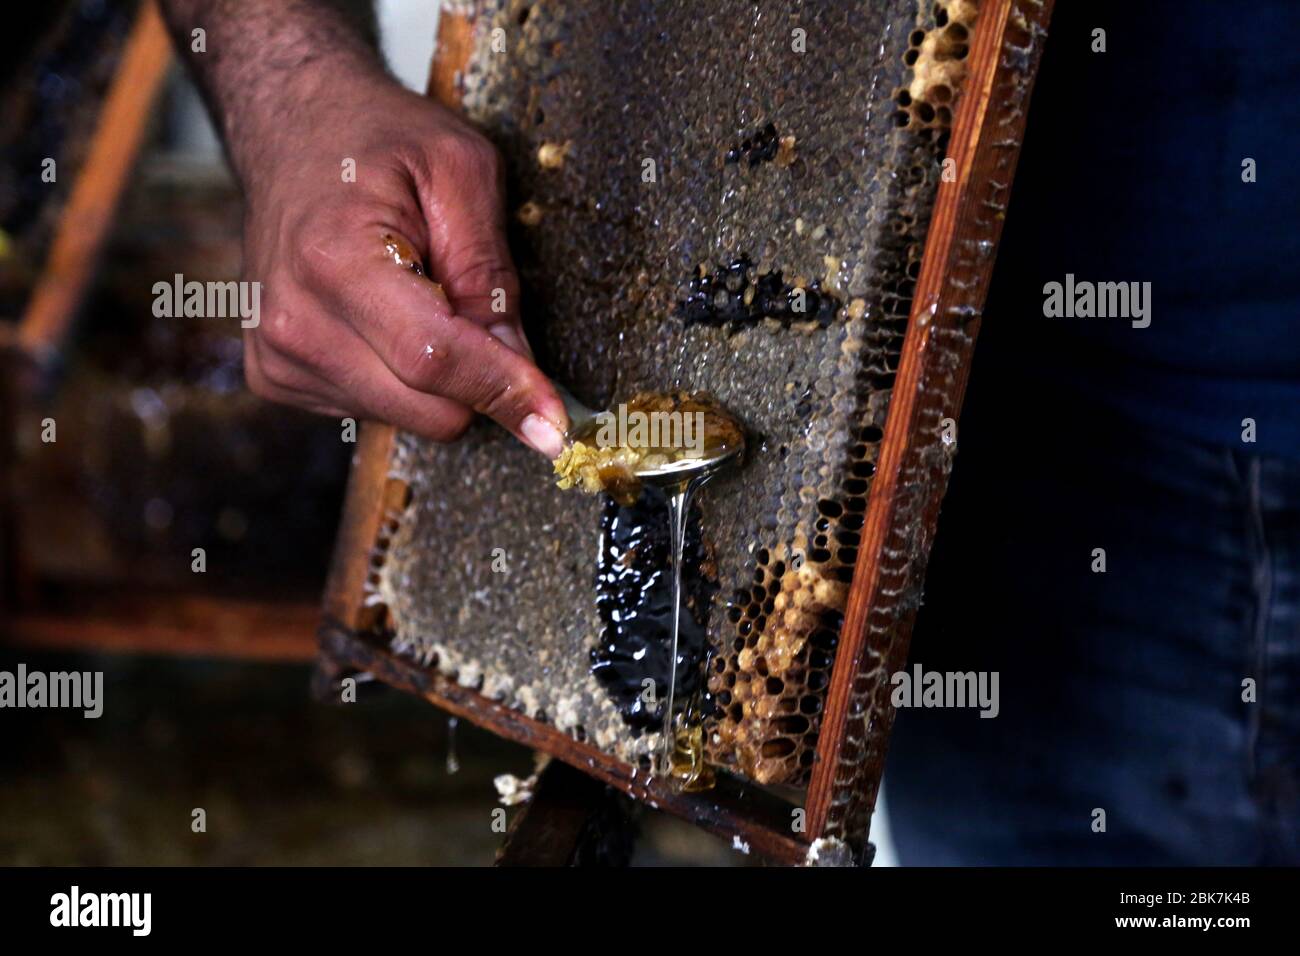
[{"xmin": 374, "ymin": 0, "xmax": 979, "ymax": 784}]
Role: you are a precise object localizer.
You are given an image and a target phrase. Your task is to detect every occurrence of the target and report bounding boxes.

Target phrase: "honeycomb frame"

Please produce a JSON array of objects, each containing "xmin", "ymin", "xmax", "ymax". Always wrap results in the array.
[{"xmin": 317, "ymin": 0, "xmax": 1055, "ymax": 864}]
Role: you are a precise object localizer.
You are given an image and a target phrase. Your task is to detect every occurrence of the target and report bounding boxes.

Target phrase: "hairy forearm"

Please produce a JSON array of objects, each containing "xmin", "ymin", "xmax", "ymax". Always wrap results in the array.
[{"xmin": 158, "ymin": 0, "xmax": 388, "ymax": 189}]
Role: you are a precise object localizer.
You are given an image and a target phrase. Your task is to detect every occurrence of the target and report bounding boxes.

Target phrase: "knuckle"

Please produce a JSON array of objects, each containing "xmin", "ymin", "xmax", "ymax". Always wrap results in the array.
[
  {"xmin": 477, "ymin": 369, "xmax": 533, "ymax": 423},
  {"xmin": 244, "ymin": 358, "xmax": 280, "ymax": 402},
  {"xmin": 478, "ymin": 379, "xmax": 514, "ymax": 419},
  {"xmin": 448, "ymin": 133, "xmax": 501, "ymax": 178},
  {"xmin": 446, "ymin": 240, "xmax": 517, "ymax": 299},
  {"xmin": 296, "ymin": 239, "xmax": 333, "ymax": 286},
  {"xmin": 256, "ymin": 308, "xmax": 302, "ymax": 357},
  {"xmin": 294, "ymin": 225, "xmax": 350, "ymax": 287},
  {"xmin": 426, "ymin": 406, "xmax": 474, "ymax": 443},
  {"xmin": 434, "ymin": 136, "xmax": 505, "ymax": 203},
  {"xmin": 257, "ymin": 350, "xmax": 304, "ymax": 392},
  {"xmin": 392, "ymin": 339, "xmax": 450, "ymax": 392}
]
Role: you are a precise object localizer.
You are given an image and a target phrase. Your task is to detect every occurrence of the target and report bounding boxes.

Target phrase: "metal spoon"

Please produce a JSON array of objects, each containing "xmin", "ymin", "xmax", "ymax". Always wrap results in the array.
[
  {"xmin": 634, "ymin": 440, "xmax": 744, "ymax": 485},
  {"xmin": 555, "ymin": 383, "xmax": 600, "ymax": 442},
  {"xmin": 554, "ymin": 383, "xmax": 745, "ymax": 483}
]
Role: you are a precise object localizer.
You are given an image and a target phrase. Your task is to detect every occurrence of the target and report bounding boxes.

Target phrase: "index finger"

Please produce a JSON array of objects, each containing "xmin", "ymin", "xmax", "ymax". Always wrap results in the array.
[{"xmin": 316, "ymin": 231, "xmax": 568, "ymax": 457}]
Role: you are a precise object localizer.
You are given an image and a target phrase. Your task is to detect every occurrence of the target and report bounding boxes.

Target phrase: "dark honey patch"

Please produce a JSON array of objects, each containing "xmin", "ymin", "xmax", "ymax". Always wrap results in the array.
[
  {"xmin": 724, "ymin": 122, "xmax": 780, "ymax": 167},
  {"xmin": 591, "ymin": 487, "xmax": 718, "ymax": 733},
  {"xmin": 676, "ymin": 256, "xmax": 841, "ymax": 331}
]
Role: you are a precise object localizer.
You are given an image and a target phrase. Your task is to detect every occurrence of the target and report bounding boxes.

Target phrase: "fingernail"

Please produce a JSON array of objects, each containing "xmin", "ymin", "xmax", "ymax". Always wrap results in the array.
[
  {"xmin": 520, "ymin": 414, "xmax": 565, "ymax": 458},
  {"xmin": 489, "ymin": 321, "xmax": 535, "ymax": 359}
]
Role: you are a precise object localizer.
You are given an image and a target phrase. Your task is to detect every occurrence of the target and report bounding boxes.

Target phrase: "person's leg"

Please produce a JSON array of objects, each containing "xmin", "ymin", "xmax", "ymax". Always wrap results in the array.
[
  {"xmin": 885, "ymin": 383, "xmax": 1274, "ymax": 865},
  {"xmin": 1247, "ymin": 452, "xmax": 1300, "ymax": 864}
]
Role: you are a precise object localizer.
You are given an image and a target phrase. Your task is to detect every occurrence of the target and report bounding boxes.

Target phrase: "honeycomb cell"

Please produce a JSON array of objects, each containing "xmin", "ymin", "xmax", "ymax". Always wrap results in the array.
[{"xmin": 895, "ymin": 0, "xmax": 979, "ymax": 130}]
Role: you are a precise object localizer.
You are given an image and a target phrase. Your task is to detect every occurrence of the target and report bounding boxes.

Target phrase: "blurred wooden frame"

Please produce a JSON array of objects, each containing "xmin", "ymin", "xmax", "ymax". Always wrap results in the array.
[
  {"xmin": 10, "ymin": 1, "xmax": 172, "ymax": 375},
  {"xmin": 1, "ymin": 2, "xmax": 320, "ymax": 663},
  {"xmin": 319, "ymin": 0, "xmax": 1054, "ymax": 864}
]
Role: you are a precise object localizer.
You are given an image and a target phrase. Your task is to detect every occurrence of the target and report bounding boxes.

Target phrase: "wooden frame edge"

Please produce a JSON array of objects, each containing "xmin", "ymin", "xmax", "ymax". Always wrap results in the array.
[
  {"xmin": 807, "ymin": 0, "xmax": 1055, "ymax": 846},
  {"xmin": 5, "ymin": 594, "xmax": 319, "ymax": 661},
  {"xmin": 16, "ymin": 1, "xmax": 172, "ymax": 370},
  {"xmin": 319, "ymin": 622, "xmax": 808, "ymax": 864},
  {"xmin": 321, "ymin": 422, "xmax": 397, "ymax": 629}
]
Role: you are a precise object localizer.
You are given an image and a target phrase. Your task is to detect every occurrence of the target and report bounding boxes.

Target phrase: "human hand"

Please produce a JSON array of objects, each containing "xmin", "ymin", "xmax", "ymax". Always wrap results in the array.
[{"xmin": 234, "ymin": 73, "xmax": 567, "ymax": 455}]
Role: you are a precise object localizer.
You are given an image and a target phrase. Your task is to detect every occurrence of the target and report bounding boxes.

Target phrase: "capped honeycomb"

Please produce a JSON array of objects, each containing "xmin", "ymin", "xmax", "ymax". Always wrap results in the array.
[
  {"xmin": 372, "ymin": 0, "xmax": 979, "ymax": 785},
  {"xmin": 896, "ymin": 0, "xmax": 979, "ymax": 129}
]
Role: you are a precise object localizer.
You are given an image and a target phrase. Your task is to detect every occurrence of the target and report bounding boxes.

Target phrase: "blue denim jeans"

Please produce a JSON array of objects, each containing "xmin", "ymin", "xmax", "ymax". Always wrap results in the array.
[{"xmin": 885, "ymin": 383, "xmax": 1300, "ymax": 865}]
